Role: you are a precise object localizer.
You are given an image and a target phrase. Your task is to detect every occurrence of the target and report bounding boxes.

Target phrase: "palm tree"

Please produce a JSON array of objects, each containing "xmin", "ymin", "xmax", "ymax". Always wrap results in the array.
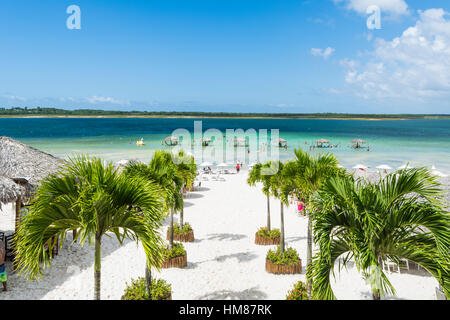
[
  {"xmin": 124, "ymin": 151, "xmax": 183, "ymax": 250},
  {"xmin": 172, "ymin": 151, "xmax": 197, "ymax": 228},
  {"xmin": 308, "ymin": 168, "xmax": 450, "ymax": 300},
  {"xmin": 247, "ymin": 162, "xmax": 274, "ymax": 231},
  {"xmin": 282, "ymin": 149, "xmax": 341, "ymax": 295},
  {"xmin": 269, "ymin": 161, "xmax": 288, "ymax": 254},
  {"xmin": 14, "ymin": 155, "xmax": 166, "ymax": 300}
]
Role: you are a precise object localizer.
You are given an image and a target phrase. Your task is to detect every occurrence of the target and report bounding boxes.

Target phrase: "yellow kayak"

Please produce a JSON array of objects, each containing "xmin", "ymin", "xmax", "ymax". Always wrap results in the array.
[{"xmin": 136, "ymin": 138, "xmax": 145, "ymax": 146}]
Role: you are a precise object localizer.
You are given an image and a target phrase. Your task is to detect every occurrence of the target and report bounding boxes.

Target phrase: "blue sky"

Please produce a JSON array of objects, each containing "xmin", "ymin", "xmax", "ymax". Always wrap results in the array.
[{"xmin": 0, "ymin": 0, "xmax": 449, "ymax": 113}]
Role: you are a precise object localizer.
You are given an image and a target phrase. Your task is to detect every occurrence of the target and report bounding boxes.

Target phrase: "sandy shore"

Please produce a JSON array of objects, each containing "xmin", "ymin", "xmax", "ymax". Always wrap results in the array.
[{"xmin": 0, "ymin": 170, "xmax": 443, "ymax": 300}]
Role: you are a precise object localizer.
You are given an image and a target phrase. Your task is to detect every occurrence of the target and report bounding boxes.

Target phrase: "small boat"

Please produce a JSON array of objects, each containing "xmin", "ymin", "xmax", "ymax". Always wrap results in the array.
[{"xmin": 136, "ymin": 138, "xmax": 145, "ymax": 146}]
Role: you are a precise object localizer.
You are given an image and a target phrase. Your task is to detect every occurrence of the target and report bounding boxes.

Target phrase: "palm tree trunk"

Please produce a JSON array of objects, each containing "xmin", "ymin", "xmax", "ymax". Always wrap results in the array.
[
  {"xmin": 169, "ymin": 209, "xmax": 174, "ymax": 249},
  {"xmin": 280, "ymin": 201, "xmax": 285, "ymax": 255},
  {"xmin": 266, "ymin": 194, "xmax": 271, "ymax": 231},
  {"xmin": 94, "ymin": 234, "xmax": 102, "ymax": 300},
  {"xmin": 180, "ymin": 205, "xmax": 184, "ymax": 229},
  {"xmin": 145, "ymin": 263, "xmax": 152, "ymax": 299},
  {"xmin": 306, "ymin": 214, "xmax": 313, "ymax": 297},
  {"xmin": 372, "ymin": 290, "xmax": 381, "ymax": 300}
]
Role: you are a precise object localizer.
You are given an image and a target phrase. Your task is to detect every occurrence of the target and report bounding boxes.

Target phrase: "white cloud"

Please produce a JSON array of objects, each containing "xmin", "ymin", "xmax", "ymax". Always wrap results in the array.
[
  {"xmin": 326, "ymin": 88, "xmax": 344, "ymax": 94},
  {"xmin": 1, "ymin": 94, "xmax": 27, "ymax": 101},
  {"xmin": 310, "ymin": 47, "xmax": 335, "ymax": 59},
  {"xmin": 86, "ymin": 96, "xmax": 126, "ymax": 105},
  {"xmin": 334, "ymin": 0, "xmax": 409, "ymax": 16},
  {"xmin": 341, "ymin": 8, "xmax": 450, "ymax": 100}
]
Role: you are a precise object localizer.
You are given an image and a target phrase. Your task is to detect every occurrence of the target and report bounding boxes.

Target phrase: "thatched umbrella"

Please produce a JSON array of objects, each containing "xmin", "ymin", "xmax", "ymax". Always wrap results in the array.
[
  {"xmin": 272, "ymin": 138, "xmax": 287, "ymax": 148},
  {"xmin": 164, "ymin": 136, "xmax": 179, "ymax": 146},
  {"xmin": 351, "ymin": 138, "xmax": 366, "ymax": 149},
  {"xmin": 0, "ymin": 136, "xmax": 61, "ymax": 188},
  {"xmin": 316, "ymin": 139, "xmax": 330, "ymax": 148},
  {"xmin": 0, "ymin": 175, "xmax": 32, "ymax": 233},
  {"xmin": 0, "ymin": 136, "xmax": 62, "ymax": 229},
  {"xmin": 0, "ymin": 176, "xmax": 23, "ymax": 205}
]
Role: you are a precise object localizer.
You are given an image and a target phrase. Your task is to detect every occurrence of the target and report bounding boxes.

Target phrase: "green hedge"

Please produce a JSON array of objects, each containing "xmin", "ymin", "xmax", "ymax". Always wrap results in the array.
[
  {"xmin": 164, "ymin": 242, "xmax": 186, "ymax": 259},
  {"xmin": 170, "ymin": 222, "xmax": 193, "ymax": 235},
  {"xmin": 121, "ymin": 277, "xmax": 172, "ymax": 300},
  {"xmin": 286, "ymin": 281, "xmax": 309, "ymax": 300},
  {"xmin": 256, "ymin": 227, "xmax": 280, "ymax": 239},
  {"xmin": 266, "ymin": 246, "xmax": 300, "ymax": 266}
]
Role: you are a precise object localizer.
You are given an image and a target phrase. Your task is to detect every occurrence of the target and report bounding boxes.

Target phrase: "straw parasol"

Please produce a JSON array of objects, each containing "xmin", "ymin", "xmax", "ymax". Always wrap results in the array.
[
  {"xmin": 0, "ymin": 176, "xmax": 27, "ymax": 206},
  {"xmin": 272, "ymin": 138, "xmax": 287, "ymax": 148},
  {"xmin": 351, "ymin": 139, "xmax": 366, "ymax": 149},
  {"xmin": 164, "ymin": 136, "xmax": 179, "ymax": 146},
  {"xmin": 201, "ymin": 138, "xmax": 212, "ymax": 147},
  {"xmin": 0, "ymin": 136, "xmax": 62, "ymax": 231},
  {"xmin": 0, "ymin": 136, "xmax": 61, "ymax": 189},
  {"xmin": 232, "ymin": 137, "xmax": 248, "ymax": 147}
]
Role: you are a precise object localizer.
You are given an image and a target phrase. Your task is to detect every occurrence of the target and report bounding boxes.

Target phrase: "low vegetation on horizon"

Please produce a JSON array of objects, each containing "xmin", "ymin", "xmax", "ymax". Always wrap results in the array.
[{"xmin": 1, "ymin": 107, "xmax": 449, "ymax": 119}]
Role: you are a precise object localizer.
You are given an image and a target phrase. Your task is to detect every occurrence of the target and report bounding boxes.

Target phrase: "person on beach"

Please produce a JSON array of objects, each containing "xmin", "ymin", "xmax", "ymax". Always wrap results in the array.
[
  {"xmin": 297, "ymin": 200, "xmax": 305, "ymax": 216},
  {"xmin": 236, "ymin": 163, "xmax": 240, "ymax": 173},
  {"xmin": 0, "ymin": 241, "xmax": 7, "ymax": 292}
]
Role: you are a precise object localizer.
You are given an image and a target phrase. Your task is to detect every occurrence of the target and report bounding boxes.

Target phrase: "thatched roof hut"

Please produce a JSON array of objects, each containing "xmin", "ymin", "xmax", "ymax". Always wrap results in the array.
[
  {"xmin": 0, "ymin": 136, "xmax": 61, "ymax": 189},
  {"xmin": 0, "ymin": 176, "xmax": 24, "ymax": 204}
]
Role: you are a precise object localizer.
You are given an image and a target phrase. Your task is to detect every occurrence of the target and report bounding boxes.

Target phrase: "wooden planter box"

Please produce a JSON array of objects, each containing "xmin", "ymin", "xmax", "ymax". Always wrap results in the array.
[
  {"xmin": 167, "ymin": 229, "xmax": 195, "ymax": 242},
  {"xmin": 265, "ymin": 259, "xmax": 302, "ymax": 274},
  {"xmin": 162, "ymin": 254, "xmax": 187, "ymax": 269},
  {"xmin": 156, "ymin": 294, "xmax": 172, "ymax": 300},
  {"xmin": 254, "ymin": 233, "xmax": 280, "ymax": 246}
]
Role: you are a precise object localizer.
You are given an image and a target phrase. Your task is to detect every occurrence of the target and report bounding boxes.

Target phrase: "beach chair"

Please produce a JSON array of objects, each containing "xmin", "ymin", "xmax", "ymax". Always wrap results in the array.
[
  {"xmin": 382, "ymin": 259, "xmax": 400, "ymax": 273},
  {"xmin": 399, "ymin": 258, "xmax": 410, "ymax": 271}
]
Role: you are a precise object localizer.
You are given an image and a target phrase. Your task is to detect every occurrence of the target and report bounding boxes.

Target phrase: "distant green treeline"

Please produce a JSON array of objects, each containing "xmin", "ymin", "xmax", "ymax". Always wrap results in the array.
[{"xmin": 0, "ymin": 107, "xmax": 449, "ymax": 119}]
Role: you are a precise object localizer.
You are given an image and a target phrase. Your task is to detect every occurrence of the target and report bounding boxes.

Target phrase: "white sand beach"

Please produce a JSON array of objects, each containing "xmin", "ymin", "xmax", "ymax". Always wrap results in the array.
[{"xmin": 0, "ymin": 170, "xmax": 443, "ymax": 300}]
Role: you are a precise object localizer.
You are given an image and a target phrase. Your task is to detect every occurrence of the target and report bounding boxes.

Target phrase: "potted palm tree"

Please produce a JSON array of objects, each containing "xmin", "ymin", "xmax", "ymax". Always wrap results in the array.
[
  {"xmin": 247, "ymin": 162, "xmax": 281, "ymax": 245},
  {"xmin": 308, "ymin": 167, "xmax": 450, "ymax": 300},
  {"xmin": 265, "ymin": 161, "xmax": 302, "ymax": 275},
  {"xmin": 281, "ymin": 149, "xmax": 342, "ymax": 295},
  {"xmin": 168, "ymin": 151, "xmax": 197, "ymax": 243},
  {"xmin": 14, "ymin": 155, "xmax": 166, "ymax": 300},
  {"xmin": 124, "ymin": 151, "xmax": 187, "ymax": 268}
]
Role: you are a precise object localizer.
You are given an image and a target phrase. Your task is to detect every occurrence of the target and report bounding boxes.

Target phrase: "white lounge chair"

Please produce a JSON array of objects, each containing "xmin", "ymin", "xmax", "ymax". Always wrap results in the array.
[{"xmin": 382, "ymin": 259, "xmax": 400, "ymax": 273}]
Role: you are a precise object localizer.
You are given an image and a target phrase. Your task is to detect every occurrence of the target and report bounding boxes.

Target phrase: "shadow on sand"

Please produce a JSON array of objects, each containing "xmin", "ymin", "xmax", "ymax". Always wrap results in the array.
[
  {"xmin": 195, "ymin": 287, "xmax": 268, "ymax": 300},
  {"xmin": 206, "ymin": 233, "xmax": 247, "ymax": 241},
  {"xmin": 185, "ymin": 251, "xmax": 258, "ymax": 270},
  {"xmin": 0, "ymin": 235, "xmax": 138, "ymax": 300},
  {"xmin": 184, "ymin": 193, "xmax": 204, "ymax": 199}
]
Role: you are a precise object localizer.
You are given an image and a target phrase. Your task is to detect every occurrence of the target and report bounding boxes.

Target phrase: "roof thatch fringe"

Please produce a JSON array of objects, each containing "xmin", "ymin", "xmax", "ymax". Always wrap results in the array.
[
  {"xmin": 0, "ymin": 137, "xmax": 62, "ymax": 206},
  {"xmin": 0, "ymin": 136, "xmax": 62, "ymax": 188},
  {"xmin": 0, "ymin": 176, "xmax": 22, "ymax": 204}
]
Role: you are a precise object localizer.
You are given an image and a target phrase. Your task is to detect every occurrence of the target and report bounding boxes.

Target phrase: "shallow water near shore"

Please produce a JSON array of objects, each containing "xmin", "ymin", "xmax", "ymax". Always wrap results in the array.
[{"xmin": 1, "ymin": 118, "xmax": 449, "ymax": 172}]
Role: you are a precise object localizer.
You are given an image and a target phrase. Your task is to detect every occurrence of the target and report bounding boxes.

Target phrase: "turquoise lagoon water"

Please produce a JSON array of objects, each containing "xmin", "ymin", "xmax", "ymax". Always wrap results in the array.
[{"xmin": 1, "ymin": 118, "xmax": 449, "ymax": 173}]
